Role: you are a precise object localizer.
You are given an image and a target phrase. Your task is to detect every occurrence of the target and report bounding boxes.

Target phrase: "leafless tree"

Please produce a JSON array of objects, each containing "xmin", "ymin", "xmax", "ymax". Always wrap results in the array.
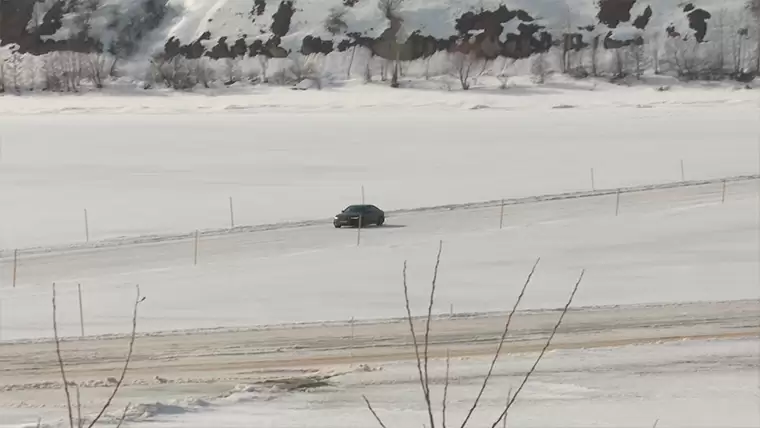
[
  {"xmin": 85, "ymin": 54, "xmax": 116, "ymax": 89},
  {"xmin": 52, "ymin": 283, "xmax": 144, "ymax": 428},
  {"xmin": 449, "ymin": 51, "xmax": 479, "ymax": 90},
  {"xmin": 497, "ymin": 57, "xmax": 516, "ymax": 89},
  {"xmin": 223, "ymin": 58, "xmax": 241, "ymax": 85},
  {"xmin": 258, "ymin": 55, "xmax": 270, "ymax": 83},
  {"xmin": 5, "ymin": 52, "xmax": 22, "ymax": 93},
  {"xmin": 531, "ymin": 52, "xmax": 549, "ymax": 84},
  {"xmin": 627, "ymin": 44, "xmax": 645, "ymax": 79},
  {"xmin": 748, "ymin": 0, "xmax": 760, "ymax": 72},
  {"xmin": 363, "ymin": 244, "xmax": 586, "ymax": 428},
  {"xmin": 289, "ymin": 54, "xmax": 324, "ymax": 88}
]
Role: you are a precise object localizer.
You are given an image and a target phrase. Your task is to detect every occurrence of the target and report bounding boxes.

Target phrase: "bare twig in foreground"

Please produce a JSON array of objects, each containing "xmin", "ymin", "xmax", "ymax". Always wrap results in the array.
[
  {"xmin": 442, "ymin": 349, "xmax": 451, "ymax": 428},
  {"xmin": 459, "ymin": 258, "xmax": 541, "ymax": 428},
  {"xmin": 401, "ymin": 260, "xmax": 432, "ymax": 424},
  {"xmin": 363, "ymin": 395, "xmax": 389, "ymax": 428},
  {"xmin": 86, "ymin": 285, "xmax": 144, "ymax": 428},
  {"xmin": 422, "ymin": 241, "xmax": 444, "ymax": 428},
  {"xmin": 490, "ymin": 270, "xmax": 585, "ymax": 428},
  {"xmin": 76, "ymin": 384, "xmax": 83, "ymax": 428},
  {"xmin": 115, "ymin": 403, "xmax": 131, "ymax": 428},
  {"xmin": 52, "ymin": 283, "xmax": 75, "ymax": 428}
]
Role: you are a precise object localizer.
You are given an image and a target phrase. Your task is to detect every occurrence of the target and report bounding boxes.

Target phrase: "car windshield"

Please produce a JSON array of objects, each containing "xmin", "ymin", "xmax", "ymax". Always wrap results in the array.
[{"xmin": 343, "ymin": 205, "xmax": 367, "ymax": 213}]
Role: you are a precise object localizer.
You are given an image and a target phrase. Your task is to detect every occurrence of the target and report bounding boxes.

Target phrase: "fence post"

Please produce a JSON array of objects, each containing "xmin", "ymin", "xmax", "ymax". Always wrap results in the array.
[
  {"xmin": 361, "ymin": 185, "xmax": 365, "ymax": 204},
  {"xmin": 84, "ymin": 209, "xmax": 90, "ymax": 242},
  {"xmin": 229, "ymin": 197, "xmax": 235, "ymax": 229},
  {"xmin": 77, "ymin": 283, "xmax": 85, "ymax": 338},
  {"xmin": 590, "ymin": 167, "xmax": 596, "ymax": 191},
  {"xmin": 721, "ymin": 180, "xmax": 727, "ymax": 204},
  {"xmin": 194, "ymin": 230, "xmax": 199, "ymax": 265},
  {"xmin": 12, "ymin": 250, "xmax": 17, "ymax": 288},
  {"xmin": 680, "ymin": 159, "xmax": 685, "ymax": 182},
  {"xmin": 615, "ymin": 189, "xmax": 621, "ymax": 216},
  {"xmin": 349, "ymin": 316, "xmax": 355, "ymax": 362},
  {"xmin": 499, "ymin": 199, "xmax": 505, "ymax": 229}
]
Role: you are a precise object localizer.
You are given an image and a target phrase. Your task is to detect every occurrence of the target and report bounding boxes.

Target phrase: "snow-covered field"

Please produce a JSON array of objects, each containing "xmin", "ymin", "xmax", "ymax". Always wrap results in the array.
[
  {"xmin": 0, "ymin": 83, "xmax": 757, "ymax": 251},
  {"xmin": 130, "ymin": 338, "xmax": 760, "ymax": 428},
  {"xmin": 0, "ymin": 86, "xmax": 757, "ymax": 427}
]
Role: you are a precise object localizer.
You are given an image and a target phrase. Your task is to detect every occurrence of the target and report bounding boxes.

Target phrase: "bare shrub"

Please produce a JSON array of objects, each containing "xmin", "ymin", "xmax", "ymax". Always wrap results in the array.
[
  {"xmin": 52, "ymin": 283, "xmax": 144, "ymax": 427},
  {"xmin": 289, "ymin": 54, "xmax": 324, "ymax": 88},
  {"xmin": 85, "ymin": 54, "xmax": 116, "ymax": 89},
  {"xmin": 449, "ymin": 51, "xmax": 480, "ymax": 90},
  {"xmin": 151, "ymin": 56, "xmax": 197, "ymax": 90},
  {"xmin": 363, "ymin": 245, "xmax": 585, "ymax": 428}
]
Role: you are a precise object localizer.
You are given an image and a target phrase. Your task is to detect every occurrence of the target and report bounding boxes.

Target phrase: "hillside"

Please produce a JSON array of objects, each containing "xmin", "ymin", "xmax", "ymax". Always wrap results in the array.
[{"xmin": 0, "ymin": 0, "xmax": 757, "ymax": 90}]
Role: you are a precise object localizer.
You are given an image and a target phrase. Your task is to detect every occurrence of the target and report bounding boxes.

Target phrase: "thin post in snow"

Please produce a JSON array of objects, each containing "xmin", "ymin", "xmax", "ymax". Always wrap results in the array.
[
  {"xmin": 357, "ymin": 216, "xmax": 362, "ymax": 246},
  {"xmin": 84, "ymin": 209, "xmax": 90, "ymax": 242},
  {"xmin": 361, "ymin": 185, "xmax": 365, "ymax": 204},
  {"xmin": 590, "ymin": 167, "xmax": 596, "ymax": 191},
  {"xmin": 77, "ymin": 283, "xmax": 85, "ymax": 338},
  {"xmin": 229, "ymin": 197, "xmax": 235, "ymax": 229},
  {"xmin": 349, "ymin": 316, "xmax": 355, "ymax": 362},
  {"xmin": 615, "ymin": 189, "xmax": 621, "ymax": 216},
  {"xmin": 721, "ymin": 180, "xmax": 727, "ymax": 204},
  {"xmin": 193, "ymin": 230, "xmax": 199, "ymax": 266},
  {"xmin": 680, "ymin": 159, "xmax": 685, "ymax": 182},
  {"xmin": 12, "ymin": 249, "xmax": 17, "ymax": 288},
  {"xmin": 449, "ymin": 303, "xmax": 454, "ymax": 318},
  {"xmin": 499, "ymin": 199, "xmax": 505, "ymax": 229}
]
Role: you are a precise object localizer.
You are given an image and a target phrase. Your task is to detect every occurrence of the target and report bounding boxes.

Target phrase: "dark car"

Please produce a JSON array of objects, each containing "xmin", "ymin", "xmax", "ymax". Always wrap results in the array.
[{"xmin": 333, "ymin": 204, "xmax": 385, "ymax": 228}]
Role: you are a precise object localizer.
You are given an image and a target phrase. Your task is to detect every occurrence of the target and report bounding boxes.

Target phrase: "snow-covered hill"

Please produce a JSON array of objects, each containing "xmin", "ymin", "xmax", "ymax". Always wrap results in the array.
[{"xmin": 0, "ymin": 0, "xmax": 757, "ymax": 91}]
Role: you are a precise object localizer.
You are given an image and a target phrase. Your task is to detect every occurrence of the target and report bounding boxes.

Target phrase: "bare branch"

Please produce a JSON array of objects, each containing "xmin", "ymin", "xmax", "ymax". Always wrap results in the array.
[
  {"xmin": 52, "ymin": 283, "xmax": 75, "ymax": 428},
  {"xmin": 422, "ymin": 240, "xmax": 444, "ymax": 428},
  {"xmin": 115, "ymin": 403, "xmax": 131, "ymax": 428},
  {"xmin": 76, "ymin": 384, "xmax": 83, "ymax": 428},
  {"xmin": 86, "ymin": 285, "xmax": 144, "ymax": 428},
  {"xmin": 363, "ymin": 395, "xmax": 389, "ymax": 428},
  {"xmin": 441, "ymin": 349, "xmax": 451, "ymax": 428},
  {"xmin": 402, "ymin": 260, "xmax": 431, "ymax": 413},
  {"xmin": 490, "ymin": 270, "xmax": 585, "ymax": 428},
  {"xmin": 502, "ymin": 387, "xmax": 512, "ymax": 428},
  {"xmin": 459, "ymin": 258, "xmax": 540, "ymax": 428}
]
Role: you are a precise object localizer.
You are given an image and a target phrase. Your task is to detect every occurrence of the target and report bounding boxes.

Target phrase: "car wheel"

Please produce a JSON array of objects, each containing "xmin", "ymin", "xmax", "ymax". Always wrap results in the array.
[
  {"xmin": 377, "ymin": 216, "xmax": 385, "ymax": 226},
  {"xmin": 334, "ymin": 223, "xmax": 341, "ymax": 228}
]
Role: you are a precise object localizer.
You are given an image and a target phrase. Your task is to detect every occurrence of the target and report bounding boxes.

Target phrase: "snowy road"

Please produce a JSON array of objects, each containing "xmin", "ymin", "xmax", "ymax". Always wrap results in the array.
[
  {"xmin": 1, "ymin": 299, "xmax": 758, "ymax": 426},
  {"xmin": 0, "ymin": 176, "xmax": 757, "ymax": 341}
]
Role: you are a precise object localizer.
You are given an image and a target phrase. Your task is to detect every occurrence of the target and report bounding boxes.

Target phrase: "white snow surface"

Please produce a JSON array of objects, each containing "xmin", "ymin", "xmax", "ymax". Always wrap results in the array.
[{"xmin": 106, "ymin": 338, "xmax": 760, "ymax": 427}]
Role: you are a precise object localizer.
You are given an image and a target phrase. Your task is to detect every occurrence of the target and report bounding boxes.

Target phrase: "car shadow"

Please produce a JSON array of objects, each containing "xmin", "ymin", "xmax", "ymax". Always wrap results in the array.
[{"xmin": 341, "ymin": 224, "xmax": 406, "ymax": 230}]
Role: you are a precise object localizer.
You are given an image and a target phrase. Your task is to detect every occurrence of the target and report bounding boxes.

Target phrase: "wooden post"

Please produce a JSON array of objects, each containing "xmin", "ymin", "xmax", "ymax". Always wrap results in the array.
[
  {"xmin": 84, "ymin": 209, "xmax": 90, "ymax": 242},
  {"xmin": 77, "ymin": 283, "xmax": 85, "ymax": 338},
  {"xmin": 229, "ymin": 197, "xmax": 235, "ymax": 228},
  {"xmin": 721, "ymin": 180, "xmax": 727, "ymax": 204},
  {"xmin": 361, "ymin": 185, "xmax": 365, "ymax": 204},
  {"xmin": 12, "ymin": 249, "xmax": 17, "ymax": 288},
  {"xmin": 349, "ymin": 316, "xmax": 355, "ymax": 361},
  {"xmin": 357, "ymin": 216, "xmax": 362, "ymax": 246},
  {"xmin": 615, "ymin": 189, "xmax": 621, "ymax": 216},
  {"xmin": 450, "ymin": 303, "xmax": 454, "ymax": 318},
  {"xmin": 680, "ymin": 159, "xmax": 685, "ymax": 182},
  {"xmin": 499, "ymin": 199, "xmax": 505, "ymax": 229},
  {"xmin": 590, "ymin": 167, "xmax": 596, "ymax": 191},
  {"xmin": 194, "ymin": 230, "xmax": 199, "ymax": 265}
]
